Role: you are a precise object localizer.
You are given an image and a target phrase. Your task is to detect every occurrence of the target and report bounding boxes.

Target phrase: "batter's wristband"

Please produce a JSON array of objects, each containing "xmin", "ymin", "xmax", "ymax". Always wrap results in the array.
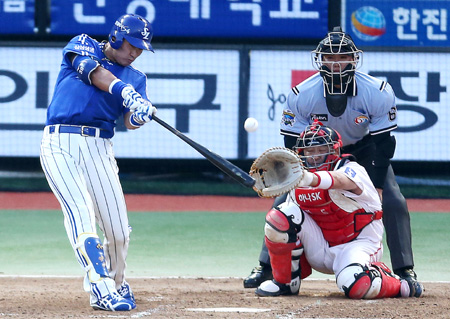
[
  {"xmin": 313, "ymin": 171, "xmax": 334, "ymax": 189},
  {"xmin": 109, "ymin": 79, "xmax": 128, "ymax": 97}
]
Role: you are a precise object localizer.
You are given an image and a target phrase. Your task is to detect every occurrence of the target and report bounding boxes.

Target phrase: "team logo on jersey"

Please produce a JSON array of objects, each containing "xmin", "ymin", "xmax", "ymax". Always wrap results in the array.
[
  {"xmin": 282, "ymin": 110, "xmax": 295, "ymax": 126},
  {"xmin": 310, "ymin": 114, "xmax": 328, "ymax": 122},
  {"xmin": 354, "ymin": 115, "xmax": 369, "ymax": 125},
  {"xmin": 141, "ymin": 27, "xmax": 150, "ymax": 39},
  {"xmin": 297, "ymin": 192, "xmax": 322, "ymax": 203}
]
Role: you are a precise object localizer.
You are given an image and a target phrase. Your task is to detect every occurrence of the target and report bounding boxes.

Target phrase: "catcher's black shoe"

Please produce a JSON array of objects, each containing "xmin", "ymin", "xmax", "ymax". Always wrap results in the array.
[
  {"xmin": 243, "ymin": 265, "xmax": 273, "ymax": 288},
  {"xmin": 255, "ymin": 278, "xmax": 300, "ymax": 297},
  {"xmin": 395, "ymin": 268, "xmax": 424, "ymax": 298}
]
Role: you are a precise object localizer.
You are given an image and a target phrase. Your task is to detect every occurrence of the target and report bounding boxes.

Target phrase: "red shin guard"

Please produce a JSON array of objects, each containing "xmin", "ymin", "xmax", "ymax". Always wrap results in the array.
[
  {"xmin": 371, "ymin": 262, "xmax": 401, "ymax": 298},
  {"xmin": 344, "ymin": 262, "xmax": 401, "ymax": 299},
  {"xmin": 265, "ymin": 237, "xmax": 297, "ymax": 284}
]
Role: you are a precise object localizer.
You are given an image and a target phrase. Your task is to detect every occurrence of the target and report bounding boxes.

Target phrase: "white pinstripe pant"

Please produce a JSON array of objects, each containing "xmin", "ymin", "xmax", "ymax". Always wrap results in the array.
[{"xmin": 40, "ymin": 126, "xmax": 130, "ymax": 289}]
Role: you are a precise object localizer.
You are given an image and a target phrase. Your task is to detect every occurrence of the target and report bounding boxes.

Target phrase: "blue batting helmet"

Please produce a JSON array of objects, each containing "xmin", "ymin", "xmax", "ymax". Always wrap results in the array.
[{"xmin": 109, "ymin": 14, "xmax": 154, "ymax": 52}]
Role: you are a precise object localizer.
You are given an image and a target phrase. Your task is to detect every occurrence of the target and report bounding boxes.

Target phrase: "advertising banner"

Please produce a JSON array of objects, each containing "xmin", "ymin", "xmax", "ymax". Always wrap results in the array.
[
  {"xmin": 343, "ymin": 0, "xmax": 450, "ymax": 47},
  {"xmin": 0, "ymin": 0, "xmax": 35, "ymax": 34},
  {"xmin": 50, "ymin": 0, "xmax": 328, "ymax": 39},
  {"xmin": 248, "ymin": 50, "xmax": 450, "ymax": 161},
  {"xmin": 1, "ymin": 45, "xmax": 448, "ymax": 161},
  {"xmin": 0, "ymin": 46, "xmax": 240, "ymax": 158}
]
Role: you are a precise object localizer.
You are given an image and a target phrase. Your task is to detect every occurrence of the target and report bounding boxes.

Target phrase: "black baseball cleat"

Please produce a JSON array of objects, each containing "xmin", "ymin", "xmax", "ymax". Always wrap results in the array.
[
  {"xmin": 255, "ymin": 278, "xmax": 300, "ymax": 297},
  {"xmin": 243, "ymin": 265, "xmax": 273, "ymax": 288},
  {"xmin": 395, "ymin": 268, "xmax": 424, "ymax": 297}
]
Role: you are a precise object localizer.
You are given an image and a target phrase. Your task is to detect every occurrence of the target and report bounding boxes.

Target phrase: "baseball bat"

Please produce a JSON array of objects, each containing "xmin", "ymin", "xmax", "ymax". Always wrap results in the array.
[{"xmin": 152, "ymin": 115, "xmax": 256, "ymax": 188}]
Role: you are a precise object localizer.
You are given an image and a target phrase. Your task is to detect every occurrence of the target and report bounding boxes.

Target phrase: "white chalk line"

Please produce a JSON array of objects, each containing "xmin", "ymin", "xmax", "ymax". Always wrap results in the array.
[{"xmin": 186, "ymin": 307, "xmax": 271, "ymax": 313}]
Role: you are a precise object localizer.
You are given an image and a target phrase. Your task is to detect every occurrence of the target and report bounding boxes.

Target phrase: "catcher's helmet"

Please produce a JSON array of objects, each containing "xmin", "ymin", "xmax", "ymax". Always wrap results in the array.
[
  {"xmin": 294, "ymin": 120, "xmax": 343, "ymax": 171},
  {"xmin": 311, "ymin": 26, "xmax": 362, "ymax": 95},
  {"xmin": 109, "ymin": 14, "xmax": 154, "ymax": 52}
]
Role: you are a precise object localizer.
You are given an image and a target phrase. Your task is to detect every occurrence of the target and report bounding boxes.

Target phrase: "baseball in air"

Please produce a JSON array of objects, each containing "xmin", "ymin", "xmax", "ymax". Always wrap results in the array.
[{"xmin": 244, "ymin": 117, "xmax": 259, "ymax": 132}]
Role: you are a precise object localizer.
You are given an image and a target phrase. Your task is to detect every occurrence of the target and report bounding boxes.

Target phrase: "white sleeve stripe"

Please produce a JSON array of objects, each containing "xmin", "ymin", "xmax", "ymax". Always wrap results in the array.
[
  {"xmin": 292, "ymin": 86, "xmax": 299, "ymax": 95},
  {"xmin": 370, "ymin": 125, "xmax": 397, "ymax": 135},
  {"xmin": 280, "ymin": 129, "xmax": 300, "ymax": 137},
  {"xmin": 379, "ymin": 81, "xmax": 387, "ymax": 91}
]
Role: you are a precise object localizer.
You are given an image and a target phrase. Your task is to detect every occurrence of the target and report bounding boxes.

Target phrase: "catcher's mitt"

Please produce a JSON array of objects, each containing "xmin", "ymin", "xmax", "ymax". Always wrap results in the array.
[{"xmin": 249, "ymin": 147, "xmax": 306, "ymax": 198}]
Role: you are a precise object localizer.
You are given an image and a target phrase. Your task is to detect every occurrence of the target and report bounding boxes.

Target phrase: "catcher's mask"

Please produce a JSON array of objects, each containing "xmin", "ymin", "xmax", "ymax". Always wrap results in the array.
[
  {"xmin": 293, "ymin": 121, "xmax": 343, "ymax": 171},
  {"xmin": 311, "ymin": 26, "xmax": 362, "ymax": 96}
]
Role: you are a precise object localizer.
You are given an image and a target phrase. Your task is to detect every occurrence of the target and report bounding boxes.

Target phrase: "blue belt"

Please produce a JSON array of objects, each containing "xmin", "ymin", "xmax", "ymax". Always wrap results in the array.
[{"xmin": 48, "ymin": 125, "xmax": 110, "ymax": 138}]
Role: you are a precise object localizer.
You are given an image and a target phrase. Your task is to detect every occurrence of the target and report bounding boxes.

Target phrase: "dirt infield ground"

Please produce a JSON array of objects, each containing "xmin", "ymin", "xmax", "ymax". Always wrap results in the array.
[
  {"xmin": 0, "ymin": 277, "xmax": 449, "ymax": 319},
  {"xmin": 1, "ymin": 193, "xmax": 449, "ymax": 318}
]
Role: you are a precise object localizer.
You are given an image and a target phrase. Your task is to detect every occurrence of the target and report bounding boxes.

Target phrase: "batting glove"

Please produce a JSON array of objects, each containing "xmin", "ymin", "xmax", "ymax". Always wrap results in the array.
[
  {"xmin": 121, "ymin": 85, "xmax": 147, "ymax": 111},
  {"xmin": 129, "ymin": 101, "xmax": 157, "ymax": 127}
]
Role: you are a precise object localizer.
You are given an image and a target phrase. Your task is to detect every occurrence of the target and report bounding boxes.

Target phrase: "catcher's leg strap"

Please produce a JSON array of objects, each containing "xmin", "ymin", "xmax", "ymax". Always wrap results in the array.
[
  {"xmin": 75, "ymin": 233, "xmax": 110, "ymax": 284},
  {"xmin": 336, "ymin": 262, "xmax": 401, "ymax": 299}
]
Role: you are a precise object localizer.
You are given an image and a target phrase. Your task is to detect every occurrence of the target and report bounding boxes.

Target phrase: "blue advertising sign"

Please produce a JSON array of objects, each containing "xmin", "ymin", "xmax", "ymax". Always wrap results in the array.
[
  {"xmin": 0, "ymin": 0, "xmax": 35, "ymax": 34},
  {"xmin": 50, "ymin": 0, "xmax": 328, "ymax": 39},
  {"xmin": 343, "ymin": 0, "xmax": 450, "ymax": 47}
]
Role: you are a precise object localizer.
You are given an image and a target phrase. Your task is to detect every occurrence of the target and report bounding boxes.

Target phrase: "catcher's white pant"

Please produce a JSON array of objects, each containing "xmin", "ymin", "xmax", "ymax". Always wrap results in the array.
[
  {"xmin": 299, "ymin": 212, "xmax": 384, "ymax": 276},
  {"xmin": 40, "ymin": 126, "xmax": 130, "ymax": 289}
]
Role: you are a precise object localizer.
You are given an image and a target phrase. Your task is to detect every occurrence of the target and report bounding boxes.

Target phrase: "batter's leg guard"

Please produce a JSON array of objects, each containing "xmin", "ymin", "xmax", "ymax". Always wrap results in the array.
[
  {"xmin": 75, "ymin": 233, "xmax": 135, "ymax": 311},
  {"xmin": 75, "ymin": 233, "xmax": 110, "ymax": 283},
  {"xmin": 337, "ymin": 262, "xmax": 404, "ymax": 299}
]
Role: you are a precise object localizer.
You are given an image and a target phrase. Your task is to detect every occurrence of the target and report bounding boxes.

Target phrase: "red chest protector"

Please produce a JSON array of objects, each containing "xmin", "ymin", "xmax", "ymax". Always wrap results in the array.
[{"xmin": 294, "ymin": 187, "xmax": 382, "ymax": 247}]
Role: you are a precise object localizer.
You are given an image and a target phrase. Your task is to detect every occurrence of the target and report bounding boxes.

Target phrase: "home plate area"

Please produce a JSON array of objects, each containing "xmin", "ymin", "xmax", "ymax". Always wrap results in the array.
[
  {"xmin": 186, "ymin": 307, "xmax": 271, "ymax": 313},
  {"xmin": 0, "ymin": 276, "xmax": 448, "ymax": 318}
]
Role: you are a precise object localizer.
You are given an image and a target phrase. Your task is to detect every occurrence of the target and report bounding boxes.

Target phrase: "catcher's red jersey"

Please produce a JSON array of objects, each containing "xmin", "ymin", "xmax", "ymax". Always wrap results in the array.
[
  {"xmin": 294, "ymin": 187, "xmax": 382, "ymax": 246},
  {"xmin": 288, "ymin": 160, "xmax": 382, "ymax": 246}
]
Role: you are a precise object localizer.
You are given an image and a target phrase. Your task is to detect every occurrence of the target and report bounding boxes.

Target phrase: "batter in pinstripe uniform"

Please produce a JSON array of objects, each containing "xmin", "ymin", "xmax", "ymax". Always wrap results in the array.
[
  {"xmin": 40, "ymin": 14, "xmax": 156, "ymax": 311},
  {"xmin": 244, "ymin": 27, "xmax": 423, "ymax": 297}
]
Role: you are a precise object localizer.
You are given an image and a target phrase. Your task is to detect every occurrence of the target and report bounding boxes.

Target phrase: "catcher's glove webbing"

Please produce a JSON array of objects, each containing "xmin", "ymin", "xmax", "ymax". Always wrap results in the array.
[{"xmin": 249, "ymin": 147, "xmax": 306, "ymax": 198}]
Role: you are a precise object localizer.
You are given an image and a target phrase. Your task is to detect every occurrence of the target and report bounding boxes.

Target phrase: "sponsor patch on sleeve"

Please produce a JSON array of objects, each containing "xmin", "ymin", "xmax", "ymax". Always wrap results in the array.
[{"xmin": 282, "ymin": 110, "xmax": 295, "ymax": 126}]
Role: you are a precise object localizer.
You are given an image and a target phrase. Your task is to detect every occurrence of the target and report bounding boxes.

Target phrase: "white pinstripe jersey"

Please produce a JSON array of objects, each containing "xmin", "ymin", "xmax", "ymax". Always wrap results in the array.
[{"xmin": 280, "ymin": 72, "xmax": 397, "ymax": 146}]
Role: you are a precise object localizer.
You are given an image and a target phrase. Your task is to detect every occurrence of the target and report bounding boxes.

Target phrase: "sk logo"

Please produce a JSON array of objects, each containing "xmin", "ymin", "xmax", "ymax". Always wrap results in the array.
[{"xmin": 141, "ymin": 28, "xmax": 150, "ymax": 39}]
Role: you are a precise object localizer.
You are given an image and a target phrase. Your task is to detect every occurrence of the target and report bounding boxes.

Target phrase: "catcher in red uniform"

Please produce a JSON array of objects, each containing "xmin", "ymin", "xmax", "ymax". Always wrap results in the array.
[{"xmin": 250, "ymin": 121, "xmax": 423, "ymax": 298}]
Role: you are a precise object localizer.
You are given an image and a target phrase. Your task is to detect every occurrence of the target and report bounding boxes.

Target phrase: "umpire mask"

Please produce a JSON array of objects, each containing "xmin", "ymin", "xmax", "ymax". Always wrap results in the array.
[{"xmin": 312, "ymin": 27, "xmax": 362, "ymax": 116}]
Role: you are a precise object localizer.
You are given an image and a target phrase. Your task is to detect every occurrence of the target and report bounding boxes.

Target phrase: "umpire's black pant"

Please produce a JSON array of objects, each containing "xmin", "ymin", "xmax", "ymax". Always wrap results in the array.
[{"xmin": 257, "ymin": 138, "xmax": 415, "ymax": 273}]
